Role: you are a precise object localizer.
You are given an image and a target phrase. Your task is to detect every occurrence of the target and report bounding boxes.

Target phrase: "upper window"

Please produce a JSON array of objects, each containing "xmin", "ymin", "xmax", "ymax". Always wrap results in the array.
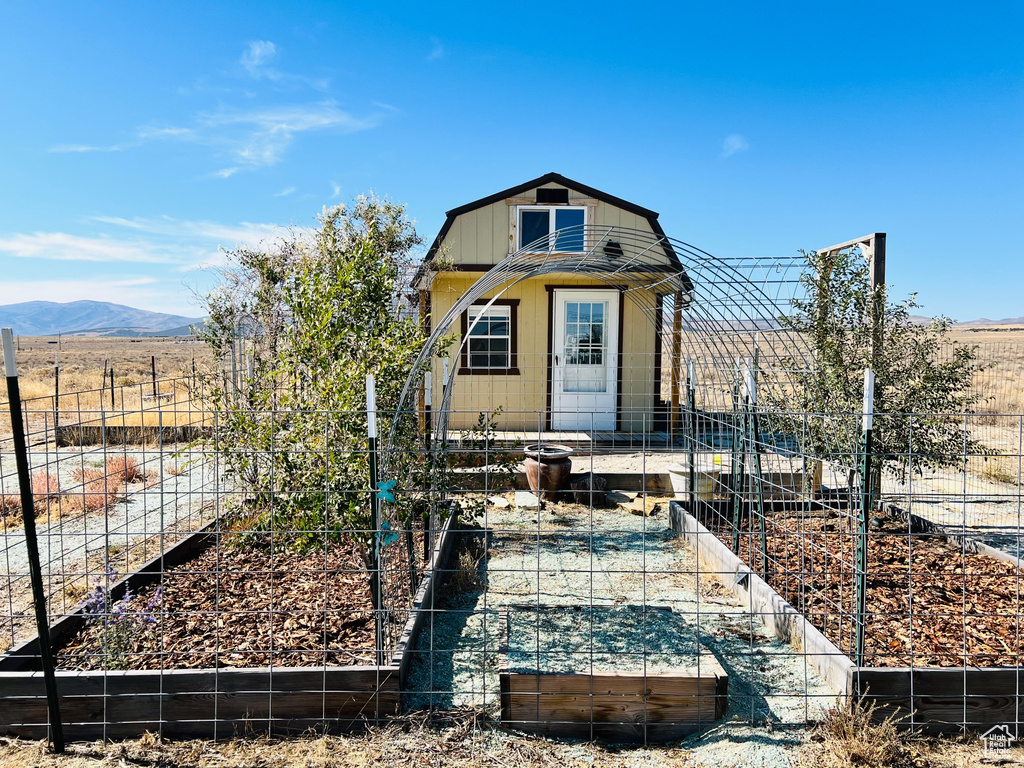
[
  {"xmin": 517, "ymin": 206, "xmax": 586, "ymax": 252},
  {"xmin": 459, "ymin": 301, "xmax": 520, "ymax": 375}
]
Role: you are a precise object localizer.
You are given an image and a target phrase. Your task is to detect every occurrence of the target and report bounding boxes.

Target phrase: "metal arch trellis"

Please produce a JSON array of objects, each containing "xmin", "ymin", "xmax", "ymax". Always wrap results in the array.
[
  {"xmin": 383, "ymin": 224, "xmax": 850, "ymax": 467},
  {"xmin": 374, "ymin": 224, "xmax": 864, "ymax": 652}
]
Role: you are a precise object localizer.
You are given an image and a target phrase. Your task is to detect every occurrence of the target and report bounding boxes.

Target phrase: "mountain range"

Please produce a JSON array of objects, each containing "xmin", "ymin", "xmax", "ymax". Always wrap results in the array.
[
  {"xmin": 0, "ymin": 300, "xmax": 1019, "ymax": 337},
  {"xmin": 0, "ymin": 301, "xmax": 204, "ymax": 336}
]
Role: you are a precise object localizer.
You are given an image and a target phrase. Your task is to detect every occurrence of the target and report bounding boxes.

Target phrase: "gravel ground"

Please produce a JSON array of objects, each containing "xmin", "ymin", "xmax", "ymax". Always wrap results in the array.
[
  {"xmin": 406, "ymin": 497, "xmax": 833, "ymax": 766},
  {"xmin": 559, "ymin": 449, "xmax": 1024, "ymax": 558},
  {"xmin": 0, "ymin": 445, "xmax": 220, "ymax": 646},
  {"xmin": 883, "ymin": 468, "xmax": 1024, "ymax": 556}
]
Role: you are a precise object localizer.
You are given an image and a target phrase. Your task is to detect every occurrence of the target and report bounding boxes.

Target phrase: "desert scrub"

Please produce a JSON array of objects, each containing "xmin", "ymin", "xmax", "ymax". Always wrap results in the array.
[
  {"xmin": 198, "ymin": 196, "xmax": 433, "ymax": 562},
  {"xmin": 802, "ymin": 696, "xmax": 919, "ymax": 768}
]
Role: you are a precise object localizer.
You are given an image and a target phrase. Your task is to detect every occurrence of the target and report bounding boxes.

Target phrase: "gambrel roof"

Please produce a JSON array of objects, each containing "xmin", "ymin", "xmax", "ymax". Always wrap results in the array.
[{"xmin": 423, "ymin": 172, "xmax": 679, "ymax": 266}]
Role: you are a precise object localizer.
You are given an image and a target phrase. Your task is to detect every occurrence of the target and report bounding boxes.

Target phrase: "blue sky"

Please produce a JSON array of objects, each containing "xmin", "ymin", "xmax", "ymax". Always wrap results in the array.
[{"xmin": 1, "ymin": 2, "xmax": 1021, "ymax": 320}]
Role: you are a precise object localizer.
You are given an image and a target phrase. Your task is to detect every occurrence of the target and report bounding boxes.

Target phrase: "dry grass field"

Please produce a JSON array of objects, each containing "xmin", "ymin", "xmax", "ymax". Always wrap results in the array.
[
  {"xmin": 8, "ymin": 335, "xmax": 209, "ymax": 397},
  {"xmin": 659, "ymin": 325, "xmax": 1024, "ymax": 415},
  {"xmin": 947, "ymin": 326, "xmax": 1024, "ymax": 417},
  {"xmin": 0, "ymin": 336, "xmax": 213, "ymax": 437},
  {"xmin": 0, "ymin": 708, "xmax": 1013, "ymax": 768}
]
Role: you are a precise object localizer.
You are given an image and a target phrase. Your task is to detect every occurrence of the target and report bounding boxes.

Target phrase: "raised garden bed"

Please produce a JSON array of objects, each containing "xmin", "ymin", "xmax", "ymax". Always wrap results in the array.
[
  {"xmin": 59, "ymin": 539, "xmax": 378, "ymax": 670},
  {"xmin": 0, "ymin": 510, "xmax": 459, "ymax": 740},
  {"xmin": 711, "ymin": 509, "xmax": 1022, "ymax": 667},
  {"xmin": 670, "ymin": 500, "xmax": 1024, "ymax": 733},
  {"xmin": 498, "ymin": 605, "xmax": 727, "ymax": 742}
]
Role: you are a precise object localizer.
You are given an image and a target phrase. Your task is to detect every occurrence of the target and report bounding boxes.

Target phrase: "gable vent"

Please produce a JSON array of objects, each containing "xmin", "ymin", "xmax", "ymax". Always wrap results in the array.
[{"xmin": 536, "ymin": 188, "xmax": 569, "ymax": 204}]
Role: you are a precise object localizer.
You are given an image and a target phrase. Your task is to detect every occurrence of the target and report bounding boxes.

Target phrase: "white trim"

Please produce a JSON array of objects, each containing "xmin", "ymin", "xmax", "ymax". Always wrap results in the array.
[{"xmin": 551, "ymin": 289, "xmax": 618, "ymax": 430}]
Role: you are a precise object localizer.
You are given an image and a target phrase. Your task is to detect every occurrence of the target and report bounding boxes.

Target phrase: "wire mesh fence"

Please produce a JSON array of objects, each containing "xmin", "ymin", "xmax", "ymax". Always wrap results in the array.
[
  {"xmin": 1, "ymin": 326, "xmax": 1024, "ymax": 741},
  {"xmin": 1, "ymin": 375, "xmax": 217, "ymax": 655}
]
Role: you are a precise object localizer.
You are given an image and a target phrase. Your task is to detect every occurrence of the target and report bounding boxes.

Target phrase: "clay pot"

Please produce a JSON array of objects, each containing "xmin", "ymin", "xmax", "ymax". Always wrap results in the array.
[{"xmin": 523, "ymin": 443, "xmax": 574, "ymax": 501}]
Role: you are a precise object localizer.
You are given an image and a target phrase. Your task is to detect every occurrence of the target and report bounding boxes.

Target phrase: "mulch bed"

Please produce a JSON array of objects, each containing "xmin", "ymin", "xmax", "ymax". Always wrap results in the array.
[
  {"xmin": 59, "ymin": 536, "xmax": 384, "ymax": 670},
  {"xmin": 708, "ymin": 510, "xmax": 1023, "ymax": 667}
]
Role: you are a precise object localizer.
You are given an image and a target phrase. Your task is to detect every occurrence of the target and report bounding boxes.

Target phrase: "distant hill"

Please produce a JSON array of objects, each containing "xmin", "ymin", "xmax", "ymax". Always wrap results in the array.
[
  {"xmin": 955, "ymin": 316, "xmax": 1024, "ymax": 327},
  {"xmin": 0, "ymin": 301, "xmax": 204, "ymax": 336}
]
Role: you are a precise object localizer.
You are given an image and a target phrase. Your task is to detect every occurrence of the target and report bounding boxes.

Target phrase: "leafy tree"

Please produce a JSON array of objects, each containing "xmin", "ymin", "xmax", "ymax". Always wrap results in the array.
[
  {"xmin": 777, "ymin": 247, "xmax": 990, "ymax": 486},
  {"xmin": 199, "ymin": 196, "xmax": 428, "ymax": 565}
]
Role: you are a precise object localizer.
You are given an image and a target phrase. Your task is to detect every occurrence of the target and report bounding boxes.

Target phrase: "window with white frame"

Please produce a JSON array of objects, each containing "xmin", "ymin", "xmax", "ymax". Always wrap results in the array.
[
  {"xmin": 517, "ymin": 206, "xmax": 586, "ymax": 252},
  {"xmin": 460, "ymin": 301, "xmax": 519, "ymax": 374}
]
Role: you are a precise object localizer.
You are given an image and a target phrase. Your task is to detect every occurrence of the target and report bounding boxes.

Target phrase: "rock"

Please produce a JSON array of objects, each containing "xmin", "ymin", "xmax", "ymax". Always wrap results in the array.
[
  {"xmin": 513, "ymin": 491, "xmax": 540, "ymax": 509},
  {"xmin": 571, "ymin": 473, "xmax": 608, "ymax": 506},
  {"xmin": 488, "ymin": 495, "xmax": 510, "ymax": 509},
  {"xmin": 605, "ymin": 490, "xmax": 634, "ymax": 504},
  {"xmin": 623, "ymin": 497, "xmax": 662, "ymax": 517}
]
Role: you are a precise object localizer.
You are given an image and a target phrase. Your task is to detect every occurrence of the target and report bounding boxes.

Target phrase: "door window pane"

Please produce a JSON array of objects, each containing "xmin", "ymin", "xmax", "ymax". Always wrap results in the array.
[{"xmin": 562, "ymin": 300, "xmax": 608, "ymax": 391}]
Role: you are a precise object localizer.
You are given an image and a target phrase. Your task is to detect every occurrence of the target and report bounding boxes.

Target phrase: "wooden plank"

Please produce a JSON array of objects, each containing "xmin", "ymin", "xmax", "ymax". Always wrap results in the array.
[
  {"xmin": 0, "ymin": 666, "xmax": 398, "ymax": 697},
  {"xmin": 505, "ymin": 671, "xmax": 718, "ymax": 697},
  {"xmin": 851, "ymin": 667, "xmax": 1024, "ymax": 732},
  {"xmin": 0, "ymin": 689, "xmax": 400, "ymax": 727},
  {"xmin": 500, "ymin": 671, "xmax": 723, "ymax": 743}
]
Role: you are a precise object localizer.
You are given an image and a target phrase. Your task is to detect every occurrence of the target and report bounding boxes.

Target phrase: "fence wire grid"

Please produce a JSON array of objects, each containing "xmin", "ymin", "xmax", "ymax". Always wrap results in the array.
[{"xmin": 0, "ymin": 343, "xmax": 1023, "ymax": 742}]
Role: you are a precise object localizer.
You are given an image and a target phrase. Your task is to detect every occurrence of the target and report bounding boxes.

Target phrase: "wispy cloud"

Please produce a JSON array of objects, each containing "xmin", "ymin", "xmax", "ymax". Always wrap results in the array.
[
  {"xmin": 49, "ymin": 42, "xmax": 379, "ymax": 175},
  {"xmin": 91, "ymin": 214, "xmax": 283, "ymax": 245},
  {"xmin": 138, "ymin": 126, "xmax": 196, "ymax": 140},
  {"xmin": 722, "ymin": 133, "xmax": 750, "ymax": 158},
  {"xmin": 0, "ymin": 232, "xmax": 173, "ymax": 263},
  {"xmin": 200, "ymin": 101, "xmax": 383, "ymax": 168},
  {"xmin": 427, "ymin": 37, "xmax": 445, "ymax": 62},
  {"xmin": 273, "ymin": 186, "xmax": 296, "ymax": 197},
  {"xmin": 329, "ymin": 182, "xmax": 342, "ymax": 199},
  {"xmin": 49, "ymin": 142, "xmax": 132, "ymax": 153},
  {"xmin": 0, "ymin": 216, "xmax": 285, "ymax": 276},
  {"xmin": 241, "ymin": 40, "xmax": 280, "ymax": 80}
]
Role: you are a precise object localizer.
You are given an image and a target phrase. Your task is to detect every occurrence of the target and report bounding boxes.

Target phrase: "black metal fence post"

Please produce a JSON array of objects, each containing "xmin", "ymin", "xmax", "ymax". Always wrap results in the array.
[{"xmin": 1, "ymin": 328, "xmax": 64, "ymax": 752}]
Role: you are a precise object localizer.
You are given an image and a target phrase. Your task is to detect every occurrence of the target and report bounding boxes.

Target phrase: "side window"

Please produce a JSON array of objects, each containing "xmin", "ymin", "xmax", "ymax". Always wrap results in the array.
[{"xmin": 459, "ymin": 301, "xmax": 520, "ymax": 375}]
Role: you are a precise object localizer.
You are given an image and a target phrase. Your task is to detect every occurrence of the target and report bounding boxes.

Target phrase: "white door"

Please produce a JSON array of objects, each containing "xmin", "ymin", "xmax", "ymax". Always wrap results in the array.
[{"xmin": 552, "ymin": 290, "xmax": 619, "ymax": 430}]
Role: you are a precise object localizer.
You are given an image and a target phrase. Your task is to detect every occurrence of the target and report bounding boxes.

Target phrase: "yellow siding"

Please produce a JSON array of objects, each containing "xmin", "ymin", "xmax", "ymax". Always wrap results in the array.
[
  {"xmin": 438, "ymin": 183, "xmax": 665, "ymax": 269},
  {"xmin": 428, "ymin": 181, "xmax": 669, "ymax": 431},
  {"xmin": 430, "ymin": 273, "xmax": 660, "ymax": 431}
]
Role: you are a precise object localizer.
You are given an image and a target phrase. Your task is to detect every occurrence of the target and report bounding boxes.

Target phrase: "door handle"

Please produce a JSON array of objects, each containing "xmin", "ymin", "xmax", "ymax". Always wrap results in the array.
[{"xmin": 555, "ymin": 355, "xmax": 559, "ymax": 365}]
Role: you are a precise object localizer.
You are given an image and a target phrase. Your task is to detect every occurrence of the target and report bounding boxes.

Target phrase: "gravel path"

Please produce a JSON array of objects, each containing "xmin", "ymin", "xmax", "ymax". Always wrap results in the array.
[
  {"xmin": 1, "ymin": 445, "xmax": 220, "ymax": 646},
  {"xmin": 406, "ymin": 497, "xmax": 832, "ymax": 764},
  {"xmin": 883, "ymin": 468, "xmax": 1023, "ymax": 556}
]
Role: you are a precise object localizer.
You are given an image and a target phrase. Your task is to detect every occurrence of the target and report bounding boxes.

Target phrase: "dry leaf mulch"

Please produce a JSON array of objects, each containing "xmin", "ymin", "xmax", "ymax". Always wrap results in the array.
[
  {"xmin": 59, "ymin": 537, "xmax": 378, "ymax": 670},
  {"xmin": 719, "ymin": 512, "xmax": 1023, "ymax": 667}
]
